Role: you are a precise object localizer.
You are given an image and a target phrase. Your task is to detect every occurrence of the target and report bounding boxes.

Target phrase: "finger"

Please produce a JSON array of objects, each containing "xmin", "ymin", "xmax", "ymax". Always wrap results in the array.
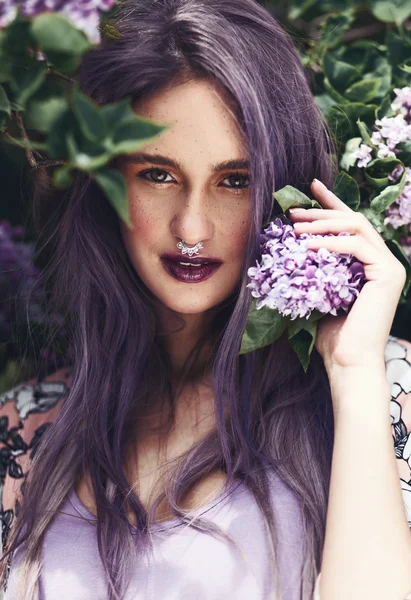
[
  {"xmin": 310, "ymin": 179, "xmax": 353, "ymax": 213},
  {"xmin": 294, "ymin": 217, "xmax": 385, "ymax": 250},
  {"xmin": 289, "ymin": 208, "xmax": 348, "ymax": 221},
  {"xmin": 304, "ymin": 234, "xmax": 381, "ymax": 266}
]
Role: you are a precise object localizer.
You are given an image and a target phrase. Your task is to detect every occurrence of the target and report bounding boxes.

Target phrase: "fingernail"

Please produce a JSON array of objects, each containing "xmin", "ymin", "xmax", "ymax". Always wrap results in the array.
[
  {"xmin": 313, "ymin": 178, "xmax": 327, "ymax": 189},
  {"xmin": 289, "ymin": 208, "xmax": 304, "ymax": 213}
]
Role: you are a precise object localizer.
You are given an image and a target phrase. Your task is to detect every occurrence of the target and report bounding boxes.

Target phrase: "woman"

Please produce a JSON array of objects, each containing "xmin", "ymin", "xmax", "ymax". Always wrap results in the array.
[{"xmin": 1, "ymin": 0, "xmax": 411, "ymax": 598}]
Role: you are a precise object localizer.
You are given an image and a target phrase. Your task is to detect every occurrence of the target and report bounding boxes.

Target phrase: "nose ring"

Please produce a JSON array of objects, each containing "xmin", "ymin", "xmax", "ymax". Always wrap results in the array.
[{"xmin": 177, "ymin": 240, "xmax": 204, "ymax": 257}]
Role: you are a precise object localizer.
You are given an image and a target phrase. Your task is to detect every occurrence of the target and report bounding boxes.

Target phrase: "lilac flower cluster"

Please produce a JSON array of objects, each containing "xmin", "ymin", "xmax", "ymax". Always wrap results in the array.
[
  {"xmin": 0, "ymin": 0, "xmax": 116, "ymax": 43},
  {"xmin": 353, "ymin": 87, "xmax": 411, "ymax": 168},
  {"xmin": 384, "ymin": 165, "xmax": 411, "ymax": 229},
  {"xmin": 350, "ymin": 86, "xmax": 411, "ymax": 235},
  {"xmin": 247, "ymin": 218, "xmax": 366, "ymax": 321}
]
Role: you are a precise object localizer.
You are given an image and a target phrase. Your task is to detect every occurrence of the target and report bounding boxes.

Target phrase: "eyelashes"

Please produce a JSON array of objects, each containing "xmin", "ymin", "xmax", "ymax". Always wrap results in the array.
[{"xmin": 136, "ymin": 168, "xmax": 250, "ymax": 191}]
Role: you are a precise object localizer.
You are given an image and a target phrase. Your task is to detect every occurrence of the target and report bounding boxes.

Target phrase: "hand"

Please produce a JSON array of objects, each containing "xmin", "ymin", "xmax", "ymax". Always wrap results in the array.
[{"xmin": 289, "ymin": 179, "xmax": 407, "ymax": 373}]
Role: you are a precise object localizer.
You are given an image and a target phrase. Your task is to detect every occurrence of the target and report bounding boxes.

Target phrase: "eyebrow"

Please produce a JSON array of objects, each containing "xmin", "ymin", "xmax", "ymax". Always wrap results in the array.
[{"xmin": 122, "ymin": 152, "xmax": 250, "ymax": 172}]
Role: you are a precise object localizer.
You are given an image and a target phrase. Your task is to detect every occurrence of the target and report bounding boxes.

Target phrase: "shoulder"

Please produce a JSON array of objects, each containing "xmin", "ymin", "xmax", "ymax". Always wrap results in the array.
[
  {"xmin": 0, "ymin": 367, "xmax": 72, "ymax": 553},
  {"xmin": 385, "ymin": 336, "xmax": 411, "ymax": 527}
]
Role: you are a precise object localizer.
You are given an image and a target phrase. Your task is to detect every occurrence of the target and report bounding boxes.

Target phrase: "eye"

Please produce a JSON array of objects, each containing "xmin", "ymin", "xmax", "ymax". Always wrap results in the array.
[
  {"xmin": 220, "ymin": 173, "xmax": 250, "ymax": 191},
  {"xmin": 137, "ymin": 168, "xmax": 176, "ymax": 185}
]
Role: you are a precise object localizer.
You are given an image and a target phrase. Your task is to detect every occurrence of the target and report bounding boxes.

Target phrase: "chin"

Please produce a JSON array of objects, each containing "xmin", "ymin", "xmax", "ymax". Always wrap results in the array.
[{"xmin": 157, "ymin": 294, "xmax": 229, "ymax": 315}]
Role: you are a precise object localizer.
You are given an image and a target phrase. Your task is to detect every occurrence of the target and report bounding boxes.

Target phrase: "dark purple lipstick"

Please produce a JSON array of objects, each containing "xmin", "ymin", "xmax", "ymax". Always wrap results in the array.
[{"xmin": 161, "ymin": 252, "xmax": 223, "ymax": 283}]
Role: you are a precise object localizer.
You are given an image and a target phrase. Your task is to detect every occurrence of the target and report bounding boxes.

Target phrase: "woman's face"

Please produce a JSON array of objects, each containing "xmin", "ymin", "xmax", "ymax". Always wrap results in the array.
[{"xmin": 119, "ymin": 79, "xmax": 252, "ymax": 316}]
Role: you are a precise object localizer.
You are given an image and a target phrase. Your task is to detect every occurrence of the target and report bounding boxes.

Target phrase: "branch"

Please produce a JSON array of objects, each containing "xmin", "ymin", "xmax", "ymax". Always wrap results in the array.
[
  {"xmin": 47, "ymin": 65, "xmax": 76, "ymax": 85},
  {"xmin": 1, "ymin": 128, "xmax": 65, "ymax": 170},
  {"xmin": 11, "ymin": 112, "xmax": 37, "ymax": 168}
]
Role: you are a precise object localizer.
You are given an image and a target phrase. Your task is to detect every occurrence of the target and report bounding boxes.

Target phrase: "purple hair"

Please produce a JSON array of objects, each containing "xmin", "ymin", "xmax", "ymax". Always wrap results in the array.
[{"xmin": 1, "ymin": 1, "xmax": 337, "ymax": 598}]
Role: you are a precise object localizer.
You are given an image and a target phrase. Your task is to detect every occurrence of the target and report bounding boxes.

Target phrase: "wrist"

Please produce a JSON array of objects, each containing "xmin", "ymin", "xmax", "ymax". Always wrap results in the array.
[{"xmin": 326, "ymin": 365, "xmax": 392, "ymax": 420}]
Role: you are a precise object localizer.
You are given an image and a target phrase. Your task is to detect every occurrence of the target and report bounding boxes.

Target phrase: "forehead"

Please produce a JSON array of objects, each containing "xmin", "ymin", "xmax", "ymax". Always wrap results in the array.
[{"xmin": 130, "ymin": 79, "xmax": 248, "ymax": 165}]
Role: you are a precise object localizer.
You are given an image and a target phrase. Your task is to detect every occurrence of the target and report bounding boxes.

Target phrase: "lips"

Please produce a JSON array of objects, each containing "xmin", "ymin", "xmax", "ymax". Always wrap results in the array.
[
  {"xmin": 161, "ymin": 252, "xmax": 223, "ymax": 266},
  {"xmin": 161, "ymin": 254, "xmax": 223, "ymax": 283}
]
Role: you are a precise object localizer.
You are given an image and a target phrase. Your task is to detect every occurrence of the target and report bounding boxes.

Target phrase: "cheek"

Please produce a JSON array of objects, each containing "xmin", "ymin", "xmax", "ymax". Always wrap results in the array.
[
  {"xmin": 127, "ymin": 195, "xmax": 165, "ymax": 241},
  {"xmin": 220, "ymin": 208, "xmax": 252, "ymax": 258}
]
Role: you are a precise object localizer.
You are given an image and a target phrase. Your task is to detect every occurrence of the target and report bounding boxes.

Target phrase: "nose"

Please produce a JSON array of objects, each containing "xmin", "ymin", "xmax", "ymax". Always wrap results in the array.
[{"xmin": 171, "ymin": 193, "xmax": 214, "ymax": 247}]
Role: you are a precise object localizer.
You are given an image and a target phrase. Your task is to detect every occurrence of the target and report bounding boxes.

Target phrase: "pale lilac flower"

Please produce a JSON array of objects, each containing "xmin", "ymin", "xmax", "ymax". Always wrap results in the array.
[
  {"xmin": 377, "ymin": 143, "xmax": 397, "ymax": 158},
  {"xmin": 1, "ymin": 0, "xmax": 116, "ymax": 43},
  {"xmin": 0, "ymin": 0, "xmax": 18, "ymax": 28},
  {"xmin": 371, "ymin": 130, "xmax": 383, "ymax": 145},
  {"xmin": 374, "ymin": 114, "xmax": 411, "ymax": 150},
  {"xmin": 389, "ymin": 165, "xmax": 405, "ymax": 183},
  {"xmin": 392, "ymin": 87, "xmax": 411, "ymax": 122},
  {"xmin": 247, "ymin": 218, "xmax": 366, "ymax": 321},
  {"xmin": 352, "ymin": 143, "xmax": 373, "ymax": 167},
  {"xmin": 384, "ymin": 184, "xmax": 411, "ymax": 230}
]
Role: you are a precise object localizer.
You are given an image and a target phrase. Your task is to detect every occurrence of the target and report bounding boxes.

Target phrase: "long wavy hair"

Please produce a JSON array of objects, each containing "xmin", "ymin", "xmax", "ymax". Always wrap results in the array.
[{"xmin": 1, "ymin": 1, "xmax": 338, "ymax": 598}]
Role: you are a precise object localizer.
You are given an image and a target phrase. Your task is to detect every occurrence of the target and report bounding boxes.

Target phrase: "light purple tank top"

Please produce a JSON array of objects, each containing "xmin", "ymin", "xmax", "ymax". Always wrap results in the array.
[{"xmin": 4, "ymin": 471, "xmax": 305, "ymax": 599}]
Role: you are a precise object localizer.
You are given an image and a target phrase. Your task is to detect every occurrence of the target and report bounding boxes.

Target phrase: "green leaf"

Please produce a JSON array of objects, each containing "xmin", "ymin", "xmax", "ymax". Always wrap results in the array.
[
  {"xmin": 239, "ymin": 300, "xmax": 287, "ymax": 354},
  {"xmin": 340, "ymin": 137, "xmax": 362, "ymax": 171},
  {"xmin": 288, "ymin": 0, "xmax": 317, "ymax": 20},
  {"xmin": 31, "ymin": 13, "xmax": 91, "ymax": 56},
  {"xmin": 399, "ymin": 59, "xmax": 411, "ymax": 74},
  {"xmin": 318, "ymin": 11, "xmax": 355, "ymax": 49},
  {"xmin": 272, "ymin": 185, "xmax": 321, "ymax": 214},
  {"xmin": 52, "ymin": 164, "xmax": 73, "ymax": 188},
  {"xmin": 375, "ymin": 91, "xmax": 396, "ymax": 120},
  {"xmin": 25, "ymin": 96, "xmax": 67, "ymax": 133},
  {"xmin": 103, "ymin": 97, "xmax": 135, "ymax": 130},
  {"xmin": 371, "ymin": 0, "xmax": 411, "ymax": 25},
  {"xmin": 364, "ymin": 157, "xmax": 403, "ymax": 191},
  {"xmin": 315, "ymin": 93, "xmax": 338, "ymax": 119},
  {"xmin": 327, "ymin": 103, "xmax": 378, "ymax": 147},
  {"xmin": 333, "ymin": 171, "xmax": 360, "ymax": 210},
  {"xmin": 109, "ymin": 117, "xmax": 169, "ymax": 155},
  {"xmin": 287, "ymin": 312, "xmax": 323, "ymax": 373},
  {"xmin": 71, "ymin": 87, "xmax": 107, "ymax": 143},
  {"xmin": 92, "ymin": 168, "xmax": 132, "ymax": 228},
  {"xmin": 396, "ymin": 141, "xmax": 411, "ymax": 164},
  {"xmin": 46, "ymin": 109, "xmax": 79, "ymax": 159},
  {"xmin": 356, "ymin": 119, "xmax": 376, "ymax": 149},
  {"xmin": 0, "ymin": 84, "xmax": 11, "ymax": 118},
  {"xmin": 370, "ymin": 170, "xmax": 407, "ymax": 213},
  {"xmin": 357, "ymin": 206, "xmax": 397, "ymax": 241},
  {"xmin": 385, "ymin": 239, "xmax": 411, "ymax": 296},
  {"xmin": 10, "ymin": 60, "xmax": 48, "ymax": 109},
  {"xmin": 323, "ymin": 50, "xmax": 360, "ymax": 94},
  {"xmin": 386, "ymin": 29, "xmax": 411, "ymax": 85},
  {"xmin": 323, "ymin": 77, "xmax": 349, "ymax": 105},
  {"xmin": 345, "ymin": 78, "xmax": 382, "ymax": 103}
]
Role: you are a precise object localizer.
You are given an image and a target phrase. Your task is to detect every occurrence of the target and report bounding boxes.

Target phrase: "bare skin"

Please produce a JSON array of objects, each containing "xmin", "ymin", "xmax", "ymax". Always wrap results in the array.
[{"xmin": 75, "ymin": 78, "xmax": 252, "ymax": 522}]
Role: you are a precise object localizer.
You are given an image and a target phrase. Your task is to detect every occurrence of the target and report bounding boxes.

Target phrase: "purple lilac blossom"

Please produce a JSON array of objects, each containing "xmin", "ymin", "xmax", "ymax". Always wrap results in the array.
[
  {"xmin": 351, "ymin": 87, "xmax": 411, "ymax": 166},
  {"xmin": 349, "ymin": 87, "xmax": 411, "ymax": 235},
  {"xmin": 392, "ymin": 87, "xmax": 411, "ymax": 122},
  {"xmin": 355, "ymin": 143, "xmax": 373, "ymax": 167},
  {"xmin": 247, "ymin": 218, "xmax": 366, "ymax": 321},
  {"xmin": 384, "ymin": 167, "xmax": 411, "ymax": 230},
  {"xmin": 0, "ymin": 0, "xmax": 116, "ymax": 43},
  {"xmin": 0, "ymin": 0, "xmax": 18, "ymax": 27}
]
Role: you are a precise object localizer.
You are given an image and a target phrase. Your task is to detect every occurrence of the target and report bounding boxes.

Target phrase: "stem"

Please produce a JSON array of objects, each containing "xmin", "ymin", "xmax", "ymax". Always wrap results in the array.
[
  {"xmin": 2, "ymin": 117, "xmax": 65, "ymax": 170},
  {"xmin": 12, "ymin": 112, "xmax": 37, "ymax": 168},
  {"xmin": 47, "ymin": 65, "xmax": 76, "ymax": 85},
  {"xmin": 32, "ymin": 158, "xmax": 65, "ymax": 169}
]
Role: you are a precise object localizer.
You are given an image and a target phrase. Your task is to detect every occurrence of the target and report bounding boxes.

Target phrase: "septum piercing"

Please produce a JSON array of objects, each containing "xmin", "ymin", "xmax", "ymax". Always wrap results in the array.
[{"xmin": 177, "ymin": 240, "xmax": 204, "ymax": 257}]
